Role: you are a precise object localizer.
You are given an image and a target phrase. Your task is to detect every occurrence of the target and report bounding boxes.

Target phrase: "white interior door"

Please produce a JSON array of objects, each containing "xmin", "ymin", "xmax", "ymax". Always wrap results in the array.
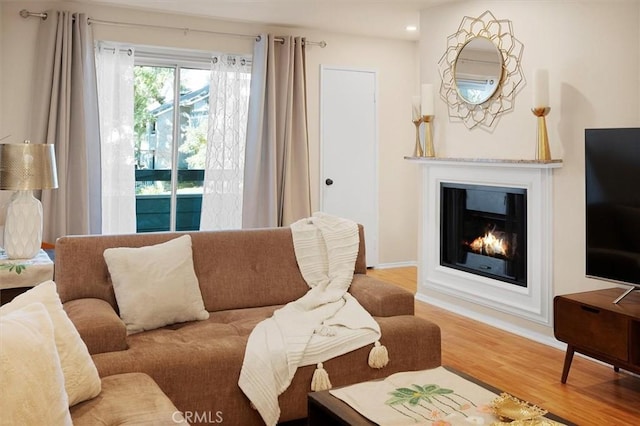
[{"xmin": 320, "ymin": 66, "xmax": 378, "ymax": 267}]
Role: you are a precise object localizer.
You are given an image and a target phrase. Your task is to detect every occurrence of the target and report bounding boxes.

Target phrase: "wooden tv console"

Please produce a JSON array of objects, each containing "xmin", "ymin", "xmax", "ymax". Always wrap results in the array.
[{"xmin": 554, "ymin": 288, "xmax": 640, "ymax": 383}]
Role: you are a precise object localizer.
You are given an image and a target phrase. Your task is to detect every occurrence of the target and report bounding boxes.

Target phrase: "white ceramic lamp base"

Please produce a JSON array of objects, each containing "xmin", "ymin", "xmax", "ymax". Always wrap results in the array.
[{"xmin": 3, "ymin": 190, "xmax": 43, "ymax": 259}]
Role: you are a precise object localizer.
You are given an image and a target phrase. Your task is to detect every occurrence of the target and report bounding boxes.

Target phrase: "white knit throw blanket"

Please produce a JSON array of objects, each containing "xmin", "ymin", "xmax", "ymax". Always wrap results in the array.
[{"xmin": 238, "ymin": 213, "xmax": 381, "ymax": 426}]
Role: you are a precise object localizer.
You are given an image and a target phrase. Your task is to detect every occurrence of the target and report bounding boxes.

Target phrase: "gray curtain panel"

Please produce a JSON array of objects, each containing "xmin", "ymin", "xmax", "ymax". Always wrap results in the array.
[
  {"xmin": 242, "ymin": 34, "xmax": 311, "ymax": 228},
  {"xmin": 30, "ymin": 11, "xmax": 101, "ymax": 242}
]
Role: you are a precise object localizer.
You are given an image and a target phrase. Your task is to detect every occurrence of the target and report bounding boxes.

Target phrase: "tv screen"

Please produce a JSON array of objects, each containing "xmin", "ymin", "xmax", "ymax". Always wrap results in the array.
[{"xmin": 585, "ymin": 128, "xmax": 640, "ymax": 289}]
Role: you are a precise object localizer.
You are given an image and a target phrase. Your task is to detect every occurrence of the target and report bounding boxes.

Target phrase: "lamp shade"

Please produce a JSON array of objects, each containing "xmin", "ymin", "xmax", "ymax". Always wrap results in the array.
[{"xmin": 0, "ymin": 142, "xmax": 58, "ymax": 190}]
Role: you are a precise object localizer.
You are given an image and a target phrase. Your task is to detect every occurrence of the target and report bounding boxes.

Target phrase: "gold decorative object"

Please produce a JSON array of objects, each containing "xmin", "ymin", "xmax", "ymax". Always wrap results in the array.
[
  {"xmin": 532, "ymin": 107, "xmax": 551, "ymax": 161},
  {"xmin": 412, "ymin": 118, "xmax": 423, "ymax": 157},
  {"xmin": 492, "ymin": 420, "xmax": 563, "ymax": 426},
  {"xmin": 491, "ymin": 393, "xmax": 549, "ymax": 423},
  {"xmin": 438, "ymin": 10, "xmax": 525, "ymax": 130},
  {"xmin": 409, "ymin": 87, "xmax": 437, "ymax": 157},
  {"xmin": 422, "ymin": 115, "xmax": 435, "ymax": 157}
]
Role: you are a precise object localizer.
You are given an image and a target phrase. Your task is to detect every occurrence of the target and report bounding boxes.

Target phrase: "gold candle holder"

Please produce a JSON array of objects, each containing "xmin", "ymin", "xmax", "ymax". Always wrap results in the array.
[
  {"xmin": 412, "ymin": 119, "xmax": 423, "ymax": 157},
  {"xmin": 422, "ymin": 115, "xmax": 435, "ymax": 157},
  {"xmin": 532, "ymin": 107, "xmax": 551, "ymax": 161}
]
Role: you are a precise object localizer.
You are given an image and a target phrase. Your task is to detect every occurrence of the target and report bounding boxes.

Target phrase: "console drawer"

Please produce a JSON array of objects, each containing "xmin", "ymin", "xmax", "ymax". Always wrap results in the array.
[{"xmin": 554, "ymin": 298, "xmax": 628, "ymax": 361}]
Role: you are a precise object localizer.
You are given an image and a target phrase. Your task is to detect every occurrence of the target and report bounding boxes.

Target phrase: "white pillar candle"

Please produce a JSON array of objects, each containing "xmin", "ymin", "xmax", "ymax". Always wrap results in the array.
[
  {"xmin": 421, "ymin": 84, "xmax": 435, "ymax": 116},
  {"xmin": 533, "ymin": 69, "xmax": 549, "ymax": 108},
  {"xmin": 412, "ymin": 96, "xmax": 421, "ymax": 120}
]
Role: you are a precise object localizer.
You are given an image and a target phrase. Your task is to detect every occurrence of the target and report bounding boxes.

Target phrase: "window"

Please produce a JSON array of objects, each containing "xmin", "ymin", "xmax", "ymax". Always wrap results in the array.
[
  {"xmin": 96, "ymin": 45, "xmax": 251, "ymax": 234},
  {"xmin": 134, "ymin": 61, "xmax": 210, "ymax": 232}
]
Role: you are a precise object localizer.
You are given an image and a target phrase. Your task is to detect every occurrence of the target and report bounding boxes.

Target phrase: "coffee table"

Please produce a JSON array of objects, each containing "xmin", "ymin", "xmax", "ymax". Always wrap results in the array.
[{"xmin": 308, "ymin": 366, "xmax": 575, "ymax": 425}]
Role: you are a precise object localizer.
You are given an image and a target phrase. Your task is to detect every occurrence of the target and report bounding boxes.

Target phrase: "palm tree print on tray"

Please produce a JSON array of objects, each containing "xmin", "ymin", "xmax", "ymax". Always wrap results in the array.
[{"xmin": 385, "ymin": 383, "xmax": 477, "ymax": 423}]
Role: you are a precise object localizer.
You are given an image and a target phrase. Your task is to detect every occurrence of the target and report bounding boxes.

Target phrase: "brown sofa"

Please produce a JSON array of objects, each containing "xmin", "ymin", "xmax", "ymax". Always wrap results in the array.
[
  {"xmin": 55, "ymin": 227, "xmax": 441, "ymax": 425},
  {"xmin": 70, "ymin": 372, "xmax": 185, "ymax": 425}
]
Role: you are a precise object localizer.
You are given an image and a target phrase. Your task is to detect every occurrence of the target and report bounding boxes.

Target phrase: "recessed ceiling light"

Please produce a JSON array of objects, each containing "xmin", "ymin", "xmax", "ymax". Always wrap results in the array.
[{"xmin": 406, "ymin": 25, "xmax": 418, "ymax": 32}]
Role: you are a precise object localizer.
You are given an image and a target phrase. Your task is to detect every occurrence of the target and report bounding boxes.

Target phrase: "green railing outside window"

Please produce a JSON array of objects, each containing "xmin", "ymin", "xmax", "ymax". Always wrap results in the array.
[{"xmin": 135, "ymin": 169, "xmax": 204, "ymax": 233}]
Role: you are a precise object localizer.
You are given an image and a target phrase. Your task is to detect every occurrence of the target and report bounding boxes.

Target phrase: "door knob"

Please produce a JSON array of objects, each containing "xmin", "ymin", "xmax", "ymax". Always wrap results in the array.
[{"xmin": 325, "ymin": 178, "xmax": 334, "ymax": 186}]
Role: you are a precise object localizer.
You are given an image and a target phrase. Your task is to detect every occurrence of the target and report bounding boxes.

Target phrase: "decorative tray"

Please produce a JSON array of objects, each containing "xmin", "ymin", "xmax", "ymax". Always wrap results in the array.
[{"xmin": 490, "ymin": 392, "xmax": 562, "ymax": 425}]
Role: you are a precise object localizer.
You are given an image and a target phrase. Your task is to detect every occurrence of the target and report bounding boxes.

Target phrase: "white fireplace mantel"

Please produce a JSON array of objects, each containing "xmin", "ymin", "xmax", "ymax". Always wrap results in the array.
[{"xmin": 408, "ymin": 157, "xmax": 563, "ymax": 325}]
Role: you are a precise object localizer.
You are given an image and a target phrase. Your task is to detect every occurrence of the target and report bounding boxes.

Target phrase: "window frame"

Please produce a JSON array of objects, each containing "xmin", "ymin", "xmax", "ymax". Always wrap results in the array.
[{"xmin": 134, "ymin": 46, "xmax": 214, "ymax": 232}]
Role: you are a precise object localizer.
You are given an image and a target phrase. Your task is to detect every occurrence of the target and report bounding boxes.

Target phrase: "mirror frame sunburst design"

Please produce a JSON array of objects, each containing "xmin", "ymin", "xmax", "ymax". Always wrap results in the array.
[{"xmin": 438, "ymin": 10, "xmax": 525, "ymax": 130}]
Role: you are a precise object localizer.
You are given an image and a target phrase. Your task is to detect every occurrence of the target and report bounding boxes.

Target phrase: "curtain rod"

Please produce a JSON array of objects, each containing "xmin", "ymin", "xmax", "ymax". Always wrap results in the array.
[{"xmin": 19, "ymin": 9, "xmax": 327, "ymax": 48}]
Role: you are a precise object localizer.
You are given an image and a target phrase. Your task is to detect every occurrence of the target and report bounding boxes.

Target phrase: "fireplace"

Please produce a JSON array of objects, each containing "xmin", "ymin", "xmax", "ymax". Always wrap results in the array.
[
  {"xmin": 440, "ymin": 183, "xmax": 527, "ymax": 287},
  {"xmin": 408, "ymin": 157, "xmax": 562, "ymax": 326}
]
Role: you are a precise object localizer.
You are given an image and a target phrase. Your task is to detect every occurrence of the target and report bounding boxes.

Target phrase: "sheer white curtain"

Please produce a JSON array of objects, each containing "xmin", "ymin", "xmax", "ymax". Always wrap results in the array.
[
  {"xmin": 95, "ymin": 43, "xmax": 137, "ymax": 234},
  {"xmin": 200, "ymin": 55, "xmax": 251, "ymax": 230}
]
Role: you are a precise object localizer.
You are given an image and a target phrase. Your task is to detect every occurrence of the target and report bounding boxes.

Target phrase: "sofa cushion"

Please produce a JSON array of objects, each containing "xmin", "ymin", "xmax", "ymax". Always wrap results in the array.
[
  {"xmin": 120, "ymin": 305, "xmax": 281, "ymax": 346},
  {"xmin": 0, "ymin": 303, "xmax": 72, "ymax": 425},
  {"xmin": 104, "ymin": 235, "xmax": 209, "ymax": 334},
  {"xmin": 90, "ymin": 312, "xmax": 441, "ymax": 424},
  {"xmin": 0, "ymin": 281, "xmax": 101, "ymax": 406},
  {"xmin": 70, "ymin": 372, "xmax": 186, "ymax": 425}
]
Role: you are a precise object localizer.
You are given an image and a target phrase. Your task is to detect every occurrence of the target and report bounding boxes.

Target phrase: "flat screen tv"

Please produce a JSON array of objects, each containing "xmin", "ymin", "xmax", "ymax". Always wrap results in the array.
[{"xmin": 585, "ymin": 128, "xmax": 640, "ymax": 303}]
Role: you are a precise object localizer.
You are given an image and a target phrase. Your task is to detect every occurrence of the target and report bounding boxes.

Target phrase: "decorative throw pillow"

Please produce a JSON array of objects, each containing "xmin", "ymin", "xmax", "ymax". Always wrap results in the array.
[
  {"xmin": 0, "ymin": 280, "xmax": 101, "ymax": 406},
  {"xmin": 103, "ymin": 234, "xmax": 209, "ymax": 334},
  {"xmin": 0, "ymin": 303, "xmax": 73, "ymax": 425}
]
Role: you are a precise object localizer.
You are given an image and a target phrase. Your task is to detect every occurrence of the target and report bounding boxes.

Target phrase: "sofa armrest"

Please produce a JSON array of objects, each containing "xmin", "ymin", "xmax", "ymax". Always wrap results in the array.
[
  {"xmin": 63, "ymin": 298, "xmax": 128, "ymax": 355},
  {"xmin": 349, "ymin": 274, "xmax": 414, "ymax": 317}
]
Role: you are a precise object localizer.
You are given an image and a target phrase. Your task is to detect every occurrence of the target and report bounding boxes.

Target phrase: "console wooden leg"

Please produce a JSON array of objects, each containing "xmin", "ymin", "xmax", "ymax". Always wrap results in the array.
[
  {"xmin": 614, "ymin": 366, "xmax": 620, "ymax": 372},
  {"xmin": 561, "ymin": 345, "xmax": 574, "ymax": 384}
]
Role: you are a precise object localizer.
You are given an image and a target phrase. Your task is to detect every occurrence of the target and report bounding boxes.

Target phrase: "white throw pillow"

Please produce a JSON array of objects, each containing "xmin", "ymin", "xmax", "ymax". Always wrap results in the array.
[
  {"xmin": 0, "ymin": 280, "xmax": 101, "ymax": 406},
  {"xmin": 104, "ymin": 234, "xmax": 209, "ymax": 334},
  {"xmin": 0, "ymin": 303, "xmax": 72, "ymax": 425}
]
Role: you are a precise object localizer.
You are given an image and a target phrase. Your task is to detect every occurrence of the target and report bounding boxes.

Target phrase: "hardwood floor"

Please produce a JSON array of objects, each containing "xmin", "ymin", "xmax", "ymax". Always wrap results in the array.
[{"xmin": 368, "ymin": 267, "xmax": 640, "ymax": 426}]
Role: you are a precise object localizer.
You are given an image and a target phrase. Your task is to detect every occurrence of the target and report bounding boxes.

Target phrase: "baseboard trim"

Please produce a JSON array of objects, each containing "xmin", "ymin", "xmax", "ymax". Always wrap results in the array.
[
  {"xmin": 372, "ymin": 261, "xmax": 417, "ymax": 270},
  {"xmin": 415, "ymin": 293, "xmax": 563, "ymax": 350}
]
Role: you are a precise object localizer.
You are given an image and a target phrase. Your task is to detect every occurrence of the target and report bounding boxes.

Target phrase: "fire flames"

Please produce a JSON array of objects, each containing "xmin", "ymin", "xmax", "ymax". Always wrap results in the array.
[{"xmin": 468, "ymin": 231, "xmax": 509, "ymax": 257}]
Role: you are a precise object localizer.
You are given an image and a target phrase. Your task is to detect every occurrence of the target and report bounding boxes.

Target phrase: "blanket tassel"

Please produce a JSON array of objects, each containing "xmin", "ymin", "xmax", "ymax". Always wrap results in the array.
[
  {"xmin": 311, "ymin": 362, "xmax": 332, "ymax": 391},
  {"xmin": 368, "ymin": 340, "xmax": 389, "ymax": 369}
]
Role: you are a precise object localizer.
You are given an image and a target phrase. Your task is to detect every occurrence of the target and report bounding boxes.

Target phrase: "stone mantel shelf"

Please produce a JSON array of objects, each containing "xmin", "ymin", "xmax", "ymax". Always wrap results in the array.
[{"xmin": 404, "ymin": 156, "xmax": 563, "ymax": 169}]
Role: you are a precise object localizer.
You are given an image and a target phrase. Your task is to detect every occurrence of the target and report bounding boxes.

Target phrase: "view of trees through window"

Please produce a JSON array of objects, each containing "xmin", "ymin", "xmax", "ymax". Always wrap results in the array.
[{"xmin": 133, "ymin": 64, "xmax": 210, "ymax": 232}]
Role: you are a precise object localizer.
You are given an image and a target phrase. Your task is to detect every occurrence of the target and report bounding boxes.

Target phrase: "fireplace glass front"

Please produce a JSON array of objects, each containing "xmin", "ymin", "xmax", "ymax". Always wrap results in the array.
[{"xmin": 440, "ymin": 183, "xmax": 527, "ymax": 287}]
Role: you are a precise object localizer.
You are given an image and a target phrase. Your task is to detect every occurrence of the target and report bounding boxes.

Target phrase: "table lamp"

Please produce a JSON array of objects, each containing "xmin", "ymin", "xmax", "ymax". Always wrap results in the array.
[{"xmin": 0, "ymin": 141, "xmax": 58, "ymax": 259}]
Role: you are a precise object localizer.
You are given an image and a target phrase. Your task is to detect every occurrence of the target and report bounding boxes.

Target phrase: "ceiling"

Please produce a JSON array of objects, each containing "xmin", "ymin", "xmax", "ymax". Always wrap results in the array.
[{"xmin": 77, "ymin": 0, "xmax": 451, "ymax": 40}]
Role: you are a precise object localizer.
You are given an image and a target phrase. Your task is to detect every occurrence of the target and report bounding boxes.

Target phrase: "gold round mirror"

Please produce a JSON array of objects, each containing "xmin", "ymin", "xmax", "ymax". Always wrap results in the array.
[
  {"xmin": 437, "ymin": 10, "xmax": 524, "ymax": 129},
  {"xmin": 453, "ymin": 37, "xmax": 503, "ymax": 105}
]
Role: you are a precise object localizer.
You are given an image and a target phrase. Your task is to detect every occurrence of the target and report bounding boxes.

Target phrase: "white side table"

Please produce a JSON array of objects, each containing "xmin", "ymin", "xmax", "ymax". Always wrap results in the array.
[{"xmin": 0, "ymin": 249, "xmax": 54, "ymax": 290}]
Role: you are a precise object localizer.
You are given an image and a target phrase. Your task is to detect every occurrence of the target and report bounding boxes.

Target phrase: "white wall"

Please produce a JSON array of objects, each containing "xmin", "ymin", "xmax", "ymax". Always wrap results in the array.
[
  {"xmin": 0, "ymin": 3, "xmax": 7, "ymax": 230},
  {"xmin": 419, "ymin": 0, "xmax": 640, "ymax": 339},
  {"xmin": 0, "ymin": 1, "xmax": 420, "ymax": 265},
  {"xmin": 0, "ymin": 3, "xmax": 3, "ymax": 136}
]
